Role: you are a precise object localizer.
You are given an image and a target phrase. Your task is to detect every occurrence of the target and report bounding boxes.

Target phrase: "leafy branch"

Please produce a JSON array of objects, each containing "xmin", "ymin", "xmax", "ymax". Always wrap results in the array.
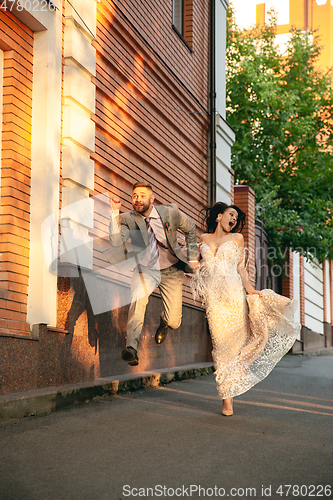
[{"xmin": 227, "ymin": 5, "xmax": 333, "ymax": 263}]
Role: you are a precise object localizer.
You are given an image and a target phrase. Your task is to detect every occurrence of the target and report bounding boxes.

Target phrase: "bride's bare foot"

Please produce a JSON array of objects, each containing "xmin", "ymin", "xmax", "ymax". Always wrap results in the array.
[{"xmin": 222, "ymin": 397, "xmax": 233, "ymax": 416}]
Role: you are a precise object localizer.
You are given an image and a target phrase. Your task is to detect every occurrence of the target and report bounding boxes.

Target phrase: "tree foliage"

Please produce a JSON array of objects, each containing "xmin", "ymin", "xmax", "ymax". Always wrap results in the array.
[{"xmin": 226, "ymin": 6, "xmax": 333, "ymax": 263}]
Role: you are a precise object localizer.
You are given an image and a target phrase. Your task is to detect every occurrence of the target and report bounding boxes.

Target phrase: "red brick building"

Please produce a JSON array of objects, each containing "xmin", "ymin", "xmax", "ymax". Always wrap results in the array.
[
  {"xmin": 0, "ymin": 7, "xmax": 33, "ymax": 338},
  {"xmin": 0, "ymin": 0, "xmax": 236, "ymax": 395}
]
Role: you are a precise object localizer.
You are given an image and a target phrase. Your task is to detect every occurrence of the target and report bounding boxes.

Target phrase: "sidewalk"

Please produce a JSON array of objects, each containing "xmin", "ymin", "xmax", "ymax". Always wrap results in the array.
[
  {"xmin": 0, "ymin": 354, "xmax": 332, "ymax": 500},
  {"xmin": 1, "ymin": 346, "xmax": 333, "ymax": 422},
  {"xmin": 0, "ymin": 363, "xmax": 214, "ymax": 422}
]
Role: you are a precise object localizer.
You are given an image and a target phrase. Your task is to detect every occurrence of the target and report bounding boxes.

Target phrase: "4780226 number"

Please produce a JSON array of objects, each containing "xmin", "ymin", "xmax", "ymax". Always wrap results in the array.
[
  {"xmin": 276, "ymin": 484, "xmax": 331, "ymax": 497},
  {"xmin": 0, "ymin": 0, "xmax": 56, "ymax": 12}
]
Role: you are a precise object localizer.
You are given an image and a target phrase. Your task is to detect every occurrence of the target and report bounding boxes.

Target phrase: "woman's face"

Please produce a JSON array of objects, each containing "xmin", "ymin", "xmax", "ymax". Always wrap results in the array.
[{"xmin": 219, "ymin": 208, "xmax": 238, "ymax": 232}]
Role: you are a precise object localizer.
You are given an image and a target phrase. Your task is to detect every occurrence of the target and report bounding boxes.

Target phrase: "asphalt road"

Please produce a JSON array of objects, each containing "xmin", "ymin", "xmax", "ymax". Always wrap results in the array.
[{"xmin": 0, "ymin": 354, "xmax": 332, "ymax": 500}]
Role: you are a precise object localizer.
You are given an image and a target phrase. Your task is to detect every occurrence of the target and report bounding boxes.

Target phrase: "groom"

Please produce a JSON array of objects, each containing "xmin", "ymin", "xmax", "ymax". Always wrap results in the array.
[{"xmin": 108, "ymin": 182, "xmax": 199, "ymax": 366}]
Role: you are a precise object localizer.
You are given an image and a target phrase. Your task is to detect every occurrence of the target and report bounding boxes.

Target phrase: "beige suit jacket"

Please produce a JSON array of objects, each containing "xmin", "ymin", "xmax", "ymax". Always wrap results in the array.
[{"xmin": 106, "ymin": 203, "xmax": 197, "ymax": 274}]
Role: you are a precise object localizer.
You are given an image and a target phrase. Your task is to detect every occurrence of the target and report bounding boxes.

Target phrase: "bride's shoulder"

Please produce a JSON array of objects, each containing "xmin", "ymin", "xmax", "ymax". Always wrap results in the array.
[
  {"xmin": 233, "ymin": 233, "xmax": 244, "ymax": 247},
  {"xmin": 199, "ymin": 233, "xmax": 208, "ymax": 244}
]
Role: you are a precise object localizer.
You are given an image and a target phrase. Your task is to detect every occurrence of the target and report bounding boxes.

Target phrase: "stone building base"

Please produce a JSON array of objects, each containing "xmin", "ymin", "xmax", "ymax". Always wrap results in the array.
[{"xmin": 0, "ymin": 282, "xmax": 211, "ymax": 396}]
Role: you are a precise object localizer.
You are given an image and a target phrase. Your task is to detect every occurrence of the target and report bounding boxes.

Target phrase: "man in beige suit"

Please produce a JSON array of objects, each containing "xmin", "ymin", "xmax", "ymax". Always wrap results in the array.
[{"xmin": 109, "ymin": 182, "xmax": 199, "ymax": 366}]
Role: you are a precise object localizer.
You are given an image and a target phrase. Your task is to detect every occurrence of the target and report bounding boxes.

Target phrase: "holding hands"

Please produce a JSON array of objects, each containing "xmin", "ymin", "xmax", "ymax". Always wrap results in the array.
[
  {"xmin": 190, "ymin": 261, "xmax": 200, "ymax": 270},
  {"xmin": 245, "ymin": 286, "xmax": 262, "ymax": 297}
]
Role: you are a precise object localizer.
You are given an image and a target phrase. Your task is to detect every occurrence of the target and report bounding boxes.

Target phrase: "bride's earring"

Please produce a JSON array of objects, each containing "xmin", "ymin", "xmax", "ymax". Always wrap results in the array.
[{"xmin": 216, "ymin": 215, "xmax": 222, "ymax": 223}]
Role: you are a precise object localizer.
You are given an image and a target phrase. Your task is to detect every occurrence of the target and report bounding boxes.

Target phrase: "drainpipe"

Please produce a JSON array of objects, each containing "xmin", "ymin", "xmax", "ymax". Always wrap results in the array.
[{"xmin": 209, "ymin": 0, "xmax": 216, "ymax": 206}]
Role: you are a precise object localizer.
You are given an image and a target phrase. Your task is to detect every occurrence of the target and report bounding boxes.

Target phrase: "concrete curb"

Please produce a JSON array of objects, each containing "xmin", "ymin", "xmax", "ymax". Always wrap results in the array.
[
  {"xmin": 294, "ymin": 346, "xmax": 333, "ymax": 357},
  {"xmin": 0, "ymin": 363, "xmax": 214, "ymax": 422}
]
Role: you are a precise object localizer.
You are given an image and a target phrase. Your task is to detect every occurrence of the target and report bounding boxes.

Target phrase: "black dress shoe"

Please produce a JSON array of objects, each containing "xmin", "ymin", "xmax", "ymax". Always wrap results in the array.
[
  {"xmin": 155, "ymin": 316, "xmax": 169, "ymax": 345},
  {"xmin": 121, "ymin": 346, "xmax": 138, "ymax": 366}
]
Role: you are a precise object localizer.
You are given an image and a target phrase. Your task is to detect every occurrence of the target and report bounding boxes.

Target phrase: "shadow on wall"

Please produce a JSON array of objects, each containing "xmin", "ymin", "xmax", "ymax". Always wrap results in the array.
[
  {"xmin": 0, "ymin": 264, "xmax": 210, "ymax": 396},
  {"xmin": 57, "ymin": 266, "xmax": 211, "ymax": 382}
]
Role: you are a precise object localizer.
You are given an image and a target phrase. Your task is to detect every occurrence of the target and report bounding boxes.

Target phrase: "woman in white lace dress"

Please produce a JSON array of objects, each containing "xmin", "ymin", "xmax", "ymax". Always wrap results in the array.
[{"xmin": 191, "ymin": 202, "xmax": 299, "ymax": 416}]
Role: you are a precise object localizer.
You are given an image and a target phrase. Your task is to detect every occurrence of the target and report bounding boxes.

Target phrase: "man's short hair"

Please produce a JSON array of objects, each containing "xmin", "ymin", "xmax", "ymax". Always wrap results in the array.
[{"xmin": 132, "ymin": 182, "xmax": 153, "ymax": 192}]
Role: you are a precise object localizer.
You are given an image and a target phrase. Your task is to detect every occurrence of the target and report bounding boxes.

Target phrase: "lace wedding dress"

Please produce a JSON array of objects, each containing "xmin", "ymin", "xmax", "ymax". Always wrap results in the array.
[{"xmin": 191, "ymin": 240, "xmax": 300, "ymax": 399}]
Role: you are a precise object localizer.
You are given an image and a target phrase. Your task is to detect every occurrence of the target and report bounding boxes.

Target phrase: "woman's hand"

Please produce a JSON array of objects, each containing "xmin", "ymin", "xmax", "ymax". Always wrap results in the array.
[
  {"xmin": 246, "ymin": 287, "xmax": 262, "ymax": 297},
  {"xmin": 238, "ymin": 267, "xmax": 262, "ymax": 297}
]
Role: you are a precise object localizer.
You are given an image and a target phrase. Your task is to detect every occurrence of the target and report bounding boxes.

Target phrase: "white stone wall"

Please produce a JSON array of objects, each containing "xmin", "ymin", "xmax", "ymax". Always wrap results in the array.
[
  {"xmin": 293, "ymin": 252, "xmax": 330, "ymax": 336},
  {"xmin": 216, "ymin": 0, "xmax": 235, "ymax": 203},
  {"xmin": 325, "ymin": 260, "xmax": 331, "ymax": 323},
  {"xmin": 216, "ymin": 115, "xmax": 235, "ymax": 203},
  {"xmin": 292, "ymin": 251, "xmax": 301, "ymax": 338},
  {"xmin": 26, "ymin": 5, "xmax": 63, "ymax": 327},
  {"xmin": 216, "ymin": 0, "xmax": 228, "ymax": 120},
  {"xmin": 304, "ymin": 259, "xmax": 324, "ymax": 334},
  {"xmin": 61, "ymin": 0, "xmax": 97, "ymax": 270}
]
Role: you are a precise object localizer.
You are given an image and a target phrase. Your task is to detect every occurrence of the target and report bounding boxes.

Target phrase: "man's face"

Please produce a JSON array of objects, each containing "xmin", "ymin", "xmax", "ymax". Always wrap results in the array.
[{"xmin": 131, "ymin": 187, "xmax": 154, "ymax": 214}]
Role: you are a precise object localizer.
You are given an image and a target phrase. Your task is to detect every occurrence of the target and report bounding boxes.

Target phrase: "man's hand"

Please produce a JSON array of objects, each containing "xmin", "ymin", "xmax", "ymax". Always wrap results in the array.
[{"xmin": 110, "ymin": 196, "xmax": 122, "ymax": 211}]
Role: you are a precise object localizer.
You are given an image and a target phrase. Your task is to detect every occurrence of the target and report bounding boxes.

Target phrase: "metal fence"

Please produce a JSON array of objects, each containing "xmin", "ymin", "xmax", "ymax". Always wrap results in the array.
[{"xmin": 255, "ymin": 219, "xmax": 282, "ymax": 294}]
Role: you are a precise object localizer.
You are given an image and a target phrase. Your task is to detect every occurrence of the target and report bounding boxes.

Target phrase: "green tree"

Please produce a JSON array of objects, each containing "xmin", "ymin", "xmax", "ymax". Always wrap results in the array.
[{"xmin": 226, "ymin": 5, "xmax": 333, "ymax": 263}]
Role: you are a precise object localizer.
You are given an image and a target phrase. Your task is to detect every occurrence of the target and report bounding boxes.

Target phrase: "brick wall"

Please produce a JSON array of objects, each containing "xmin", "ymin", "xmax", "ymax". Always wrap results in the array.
[
  {"xmin": 49, "ymin": 0, "xmax": 212, "ymax": 387},
  {"xmin": 110, "ymin": 0, "xmax": 209, "ymax": 103},
  {"xmin": 234, "ymin": 185, "xmax": 255, "ymax": 285},
  {"xmin": 0, "ymin": 11, "xmax": 33, "ymax": 336},
  {"xmin": 92, "ymin": 0, "xmax": 210, "ymax": 306},
  {"xmin": 281, "ymin": 248, "xmax": 294, "ymax": 299},
  {"xmin": 184, "ymin": 0, "xmax": 194, "ymax": 48},
  {"xmin": 0, "ymin": 2, "xmax": 213, "ymax": 395}
]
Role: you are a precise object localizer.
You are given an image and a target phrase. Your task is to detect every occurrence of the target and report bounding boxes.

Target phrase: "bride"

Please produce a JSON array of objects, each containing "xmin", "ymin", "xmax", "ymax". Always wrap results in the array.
[{"xmin": 191, "ymin": 202, "xmax": 299, "ymax": 416}]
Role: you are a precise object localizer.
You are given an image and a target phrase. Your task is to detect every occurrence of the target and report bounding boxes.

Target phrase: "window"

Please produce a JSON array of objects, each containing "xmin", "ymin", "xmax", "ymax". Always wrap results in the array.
[
  {"xmin": 172, "ymin": 0, "xmax": 193, "ymax": 50},
  {"xmin": 173, "ymin": 0, "xmax": 183, "ymax": 34}
]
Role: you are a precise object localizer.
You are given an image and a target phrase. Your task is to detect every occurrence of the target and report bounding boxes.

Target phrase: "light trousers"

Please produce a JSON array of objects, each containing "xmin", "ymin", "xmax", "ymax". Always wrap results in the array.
[{"xmin": 126, "ymin": 264, "xmax": 185, "ymax": 349}]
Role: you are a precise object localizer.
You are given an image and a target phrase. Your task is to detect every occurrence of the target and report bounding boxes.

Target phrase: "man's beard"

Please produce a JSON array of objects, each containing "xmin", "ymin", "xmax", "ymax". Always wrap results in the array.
[{"xmin": 133, "ymin": 201, "xmax": 151, "ymax": 214}]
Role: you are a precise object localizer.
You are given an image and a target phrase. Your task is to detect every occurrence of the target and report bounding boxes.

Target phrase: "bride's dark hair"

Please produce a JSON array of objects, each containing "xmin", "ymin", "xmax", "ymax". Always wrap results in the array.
[{"xmin": 205, "ymin": 202, "xmax": 246, "ymax": 233}]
